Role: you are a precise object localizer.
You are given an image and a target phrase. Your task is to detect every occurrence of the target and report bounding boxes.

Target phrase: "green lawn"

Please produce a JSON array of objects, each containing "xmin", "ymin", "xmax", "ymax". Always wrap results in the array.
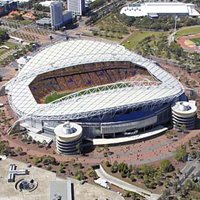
[
  {"xmin": 0, "ymin": 41, "xmax": 18, "ymax": 56},
  {"xmin": 45, "ymin": 92, "xmax": 69, "ymax": 103},
  {"xmin": 122, "ymin": 31, "xmax": 167, "ymax": 50},
  {"xmin": 4, "ymin": 41, "xmax": 18, "ymax": 49},
  {"xmin": 176, "ymin": 26, "xmax": 200, "ymax": 38},
  {"xmin": 190, "ymin": 37, "xmax": 200, "ymax": 46},
  {"xmin": 95, "ymin": 13, "xmax": 129, "ymax": 40},
  {"xmin": 0, "ymin": 48, "xmax": 7, "ymax": 56}
]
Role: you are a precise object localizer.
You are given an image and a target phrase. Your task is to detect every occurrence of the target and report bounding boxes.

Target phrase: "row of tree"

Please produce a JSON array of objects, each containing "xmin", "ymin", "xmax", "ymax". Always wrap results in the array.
[
  {"xmin": 106, "ymin": 159, "xmax": 175, "ymax": 189},
  {"xmin": 117, "ymin": 14, "xmax": 200, "ymax": 31}
]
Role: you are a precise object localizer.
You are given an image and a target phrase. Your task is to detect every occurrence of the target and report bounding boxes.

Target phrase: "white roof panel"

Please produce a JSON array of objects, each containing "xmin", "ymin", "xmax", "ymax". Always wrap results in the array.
[{"xmin": 120, "ymin": 2, "xmax": 200, "ymax": 17}]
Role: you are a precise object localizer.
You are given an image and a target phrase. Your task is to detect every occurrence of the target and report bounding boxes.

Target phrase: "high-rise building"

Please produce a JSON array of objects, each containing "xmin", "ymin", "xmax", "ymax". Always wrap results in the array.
[
  {"xmin": 50, "ymin": 2, "xmax": 63, "ymax": 30},
  {"xmin": 0, "ymin": 0, "xmax": 17, "ymax": 17},
  {"xmin": 67, "ymin": 0, "xmax": 85, "ymax": 16}
]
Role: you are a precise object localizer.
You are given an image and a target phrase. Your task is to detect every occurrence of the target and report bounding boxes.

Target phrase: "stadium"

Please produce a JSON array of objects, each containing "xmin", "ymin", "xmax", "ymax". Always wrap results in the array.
[{"xmin": 6, "ymin": 40, "xmax": 186, "ymax": 145}]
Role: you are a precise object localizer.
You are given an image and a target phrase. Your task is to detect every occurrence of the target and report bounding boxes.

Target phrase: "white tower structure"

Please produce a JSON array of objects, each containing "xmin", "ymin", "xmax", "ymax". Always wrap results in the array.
[
  {"xmin": 171, "ymin": 101, "xmax": 197, "ymax": 130},
  {"xmin": 54, "ymin": 121, "xmax": 82, "ymax": 155}
]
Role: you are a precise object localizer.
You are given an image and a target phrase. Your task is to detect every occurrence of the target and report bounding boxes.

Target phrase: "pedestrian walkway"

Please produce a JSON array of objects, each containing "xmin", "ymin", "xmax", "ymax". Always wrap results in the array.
[{"xmin": 93, "ymin": 126, "xmax": 168, "ymax": 145}]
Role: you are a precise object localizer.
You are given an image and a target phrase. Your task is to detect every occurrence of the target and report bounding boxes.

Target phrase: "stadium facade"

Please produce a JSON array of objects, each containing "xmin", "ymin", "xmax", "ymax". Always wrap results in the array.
[{"xmin": 6, "ymin": 40, "xmax": 186, "ymax": 143}]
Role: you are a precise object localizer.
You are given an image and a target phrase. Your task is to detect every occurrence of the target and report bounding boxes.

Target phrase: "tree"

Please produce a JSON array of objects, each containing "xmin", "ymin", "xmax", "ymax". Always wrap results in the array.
[
  {"xmin": 103, "ymin": 144, "xmax": 109, "ymax": 152},
  {"xmin": 105, "ymin": 160, "xmax": 111, "ymax": 167},
  {"xmin": 16, "ymin": 147, "xmax": 23, "ymax": 155},
  {"xmin": 188, "ymin": 140, "xmax": 192, "ymax": 147},
  {"xmin": 111, "ymin": 161, "xmax": 118, "ymax": 173},
  {"xmin": 175, "ymin": 145, "xmax": 187, "ymax": 162},
  {"xmin": 0, "ymin": 141, "xmax": 10, "ymax": 155},
  {"xmin": 76, "ymin": 143, "xmax": 82, "ymax": 154},
  {"xmin": 42, "ymin": 140, "xmax": 47, "ymax": 147},
  {"xmin": 0, "ymin": 29, "xmax": 9, "ymax": 44},
  {"xmin": 130, "ymin": 174, "xmax": 136, "ymax": 182},
  {"xmin": 75, "ymin": 170, "xmax": 85, "ymax": 181},
  {"xmin": 88, "ymin": 169, "xmax": 98, "ymax": 179},
  {"xmin": 27, "ymin": 135, "xmax": 32, "ymax": 142},
  {"xmin": 184, "ymin": 179, "xmax": 194, "ymax": 191},
  {"xmin": 140, "ymin": 164, "xmax": 156, "ymax": 177},
  {"xmin": 34, "ymin": 156, "xmax": 42, "ymax": 165},
  {"xmin": 59, "ymin": 162, "xmax": 65, "ymax": 173},
  {"xmin": 42, "ymin": 155, "xmax": 56, "ymax": 165},
  {"xmin": 160, "ymin": 160, "xmax": 174, "ymax": 173},
  {"xmin": 158, "ymin": 189, "xmax": 171, "ymax": 200}
]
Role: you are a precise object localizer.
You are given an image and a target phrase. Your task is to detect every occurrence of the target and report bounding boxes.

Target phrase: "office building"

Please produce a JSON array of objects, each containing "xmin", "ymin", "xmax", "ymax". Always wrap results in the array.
[
  {"xmin": 0, "ymin": 0, "xmax": 17, "ymax": 17},
  {"xmin": 67, "ymin": 0, "xmax": 85, "ymax": 16},
  {"xmin": 50, "ymin": 1, "xmax": 63, "ymax": 30}
]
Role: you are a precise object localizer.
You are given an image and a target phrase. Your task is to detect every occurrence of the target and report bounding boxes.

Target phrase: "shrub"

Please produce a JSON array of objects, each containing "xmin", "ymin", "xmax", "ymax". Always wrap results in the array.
[{"xmin": 160, "ymin": 160, "xmax": 174, "ymax": 173}]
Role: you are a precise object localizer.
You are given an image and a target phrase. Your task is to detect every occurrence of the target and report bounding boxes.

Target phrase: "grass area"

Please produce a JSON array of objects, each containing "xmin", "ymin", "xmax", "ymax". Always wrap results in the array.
[
  {"xmin": 0, "ymin": 41, "xmax": 18, "ymax": 56},
  {"xmin": 122, "ymin": 31, "xmax": 167, "ymax": 50},
  {"xmin": 97, "ymin": 13, "xmax": 129, "ymax": 34},
  {"xmin": 20, "ymin": 20, "xmax": 33, "ymax": 25},
  {"xmin": 94, "ymin": 13, "xmax": 129, "ymax": 40},
  {"xmin": 4, "ymin": 41, "xmax": 18, "ymax": 49},
  {"xmin": 45, "ymin": 83, "xmax": 131, "ymax": 103},
  {"xmin": 176, "ymin": 26, "xmax": 200, "ymax": 38},
  {"xmin": 45, "ymin": 92, "xmax": 69, "ymax": 103},
  {"xmin": 190, "ymin": 37, "xmax": 200, "ymax": 46},
  {"xmin": 0, "ymin": 48, "xmax": 7, "ymax": 56}
]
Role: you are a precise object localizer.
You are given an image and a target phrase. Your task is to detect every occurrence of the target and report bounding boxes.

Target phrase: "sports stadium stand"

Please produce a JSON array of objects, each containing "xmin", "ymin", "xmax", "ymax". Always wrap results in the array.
[{"xmin": 29, "ymin": 61, "xmax": 155, "ymax": 103}]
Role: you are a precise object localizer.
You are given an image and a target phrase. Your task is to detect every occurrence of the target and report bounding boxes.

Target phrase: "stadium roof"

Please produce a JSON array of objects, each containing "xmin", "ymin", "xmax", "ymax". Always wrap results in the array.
[
  {"xmin": 7, "ymin": 40, "xmax": 184, "ymax": 121},
  {"xmin": 120, "ymin": 2, "xmax": 200, "ymax": 17}
]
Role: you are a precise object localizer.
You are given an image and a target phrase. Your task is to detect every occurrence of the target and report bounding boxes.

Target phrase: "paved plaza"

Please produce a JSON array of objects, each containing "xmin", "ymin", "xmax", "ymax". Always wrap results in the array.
[{"xmin": 0, "ymin": 158, "xmax": 124, "ymax": 200}]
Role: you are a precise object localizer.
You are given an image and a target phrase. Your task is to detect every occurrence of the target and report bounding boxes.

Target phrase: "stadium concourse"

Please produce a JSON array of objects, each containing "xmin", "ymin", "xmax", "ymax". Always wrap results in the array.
[{"xmin": 6, "ymin": 39, "xmax": 186, "ymax": 146}]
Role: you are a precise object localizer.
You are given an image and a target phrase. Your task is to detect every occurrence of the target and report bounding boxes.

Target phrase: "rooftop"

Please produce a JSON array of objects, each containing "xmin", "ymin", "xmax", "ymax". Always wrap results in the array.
[{"xmin": 120, "ymin": 2, "xmax": 200, "ymax": 17}]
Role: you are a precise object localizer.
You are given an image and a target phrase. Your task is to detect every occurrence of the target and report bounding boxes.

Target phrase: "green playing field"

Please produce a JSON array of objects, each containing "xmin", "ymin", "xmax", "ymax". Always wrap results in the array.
[{"xmin": 190, "ymin": 37, "xmax": 200, "ymax": 46}]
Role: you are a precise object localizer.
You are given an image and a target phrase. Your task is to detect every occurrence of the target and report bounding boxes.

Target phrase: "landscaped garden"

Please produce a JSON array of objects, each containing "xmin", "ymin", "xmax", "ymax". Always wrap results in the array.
[
  {"xmin": 122, "ymin": 31, "xmax": 167, "ymax": 51},
  {"xmin": 92, "ymin": 13, "xmax": 130, "ymax": 40}
]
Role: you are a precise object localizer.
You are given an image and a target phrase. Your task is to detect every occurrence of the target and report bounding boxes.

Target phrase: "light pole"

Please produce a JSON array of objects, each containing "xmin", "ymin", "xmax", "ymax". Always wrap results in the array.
[{"xmin": 174, "ymin": 15, "xmax": 177, "ymax": 33}]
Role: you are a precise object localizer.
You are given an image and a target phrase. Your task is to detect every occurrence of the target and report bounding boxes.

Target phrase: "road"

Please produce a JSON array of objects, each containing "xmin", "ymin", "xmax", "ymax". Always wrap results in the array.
[
  {"xmin": 168, "ymin": 31, "xmax": 176, "ymax": 46},
  {"xmin": 179, "ymin": 160, "xmax": 200, "ymax": 185},
  {"xmin": 95, "ymin": 165, "xmax": 161, "ymax": 200}
]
